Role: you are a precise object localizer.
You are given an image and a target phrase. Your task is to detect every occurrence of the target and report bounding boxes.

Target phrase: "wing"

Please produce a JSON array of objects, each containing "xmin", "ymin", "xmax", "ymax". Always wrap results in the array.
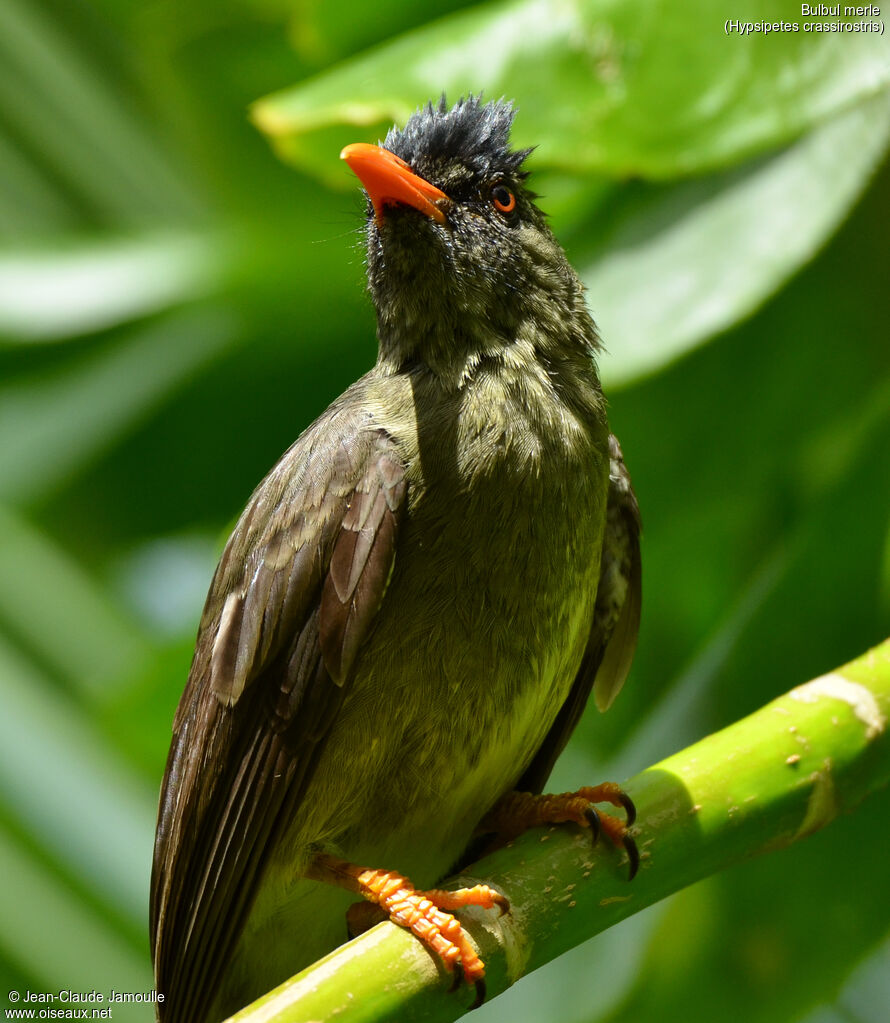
[
  {"xmin": 150, "ymin": 403, "xmax": 406, "ymax": 1023},
  {"xmin": 518, "ymin": 433, "xmax": 641, "ymax": 794}
]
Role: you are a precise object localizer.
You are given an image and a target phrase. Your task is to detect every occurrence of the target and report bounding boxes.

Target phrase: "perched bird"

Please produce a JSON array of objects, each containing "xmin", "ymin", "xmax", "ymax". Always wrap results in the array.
[{"xmin": 150, "ymin": 95, "xmax": 641, "ymax": 1023}]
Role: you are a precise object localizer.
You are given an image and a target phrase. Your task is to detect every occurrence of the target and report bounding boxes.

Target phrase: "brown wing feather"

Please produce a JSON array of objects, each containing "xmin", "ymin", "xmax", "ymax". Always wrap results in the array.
[
  {"xmin": 150, "ymin": 405, "xmax": 406, "ymax": 1023},
  {"xmin": 518, "ymin": 433, "xmax": 641, "ymax": 794}
]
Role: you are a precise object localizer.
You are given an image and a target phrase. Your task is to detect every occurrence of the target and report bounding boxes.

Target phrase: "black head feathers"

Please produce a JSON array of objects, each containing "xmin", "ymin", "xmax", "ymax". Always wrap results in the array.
[
  {"xmin": 384, "ymin": 95, "xmax": 533, "ymax": 183},
  {"xmin": 354, "ymin": 94, "xmax": 597, "ymax": 370}
]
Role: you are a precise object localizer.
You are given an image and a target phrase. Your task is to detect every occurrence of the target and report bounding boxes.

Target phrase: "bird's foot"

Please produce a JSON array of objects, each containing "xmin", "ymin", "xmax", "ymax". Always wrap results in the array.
[
  {"xmin": 308, "ymin": 853, "xmax": 508, "ymax": 1008},
  {"xmin": 480, "ymin": 783, "xmax": 639, "ymax": 880}
]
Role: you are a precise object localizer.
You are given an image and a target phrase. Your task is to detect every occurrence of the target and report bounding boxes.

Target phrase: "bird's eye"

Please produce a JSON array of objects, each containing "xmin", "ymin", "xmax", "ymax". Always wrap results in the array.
[{"xmin": 491, "ymin": 184, "xmax": 516, "ymax": 214}]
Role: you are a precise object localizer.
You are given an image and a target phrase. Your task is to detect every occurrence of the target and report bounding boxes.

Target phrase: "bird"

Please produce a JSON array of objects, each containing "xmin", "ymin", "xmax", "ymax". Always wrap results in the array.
[{"xmin": 150, "ymin": 94, "xmax": 641, "ymax": 1023}]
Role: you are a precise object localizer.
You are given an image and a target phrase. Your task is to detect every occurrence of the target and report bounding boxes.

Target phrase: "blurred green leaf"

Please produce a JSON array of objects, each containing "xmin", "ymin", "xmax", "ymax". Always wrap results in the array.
[
  {"xmin": 801, "ymin": 932, "xmax": 890, "ymax": 1023},
  {"xmin": 0, "ymin": 0, "xmax": 198, "ymax": 227},
  {"xmin": 585, "ymin": 93, "xmax": 890, "ymax": 387},
  {"xmin": 253, "ymin": 0, "xmax": 890, "ymax": 182},
  {"xmin": 0, "ymin": 307, "xmax": 239, "ymax": 504},
  {"xmin": 95, "ymin": 636, "xmax": 197, "ymax": 782},
  {"xmin": 0, "ymin": 131, "xmax": 80, "ymax": 237},
  {"xmin": 112, "ymin": 532, "xmax": 218, "ymax": 640},
  {"xmin": 0, "ymin": 825, "xmax": 151, "ymax": 1021},
  {"xmin": 0, "ymin": 506, "xmax": 152, "ymax": 701},
  {"xmin": 0, "ymin": 635, "xmax": 157, "ymax": 926},
  {"xmin": 288, "ymin": 0, "xmax": 476, "ymax": 66},
  {"xmin": 0, "ymin": 233, "xmax": 228, "ymax": 342}
]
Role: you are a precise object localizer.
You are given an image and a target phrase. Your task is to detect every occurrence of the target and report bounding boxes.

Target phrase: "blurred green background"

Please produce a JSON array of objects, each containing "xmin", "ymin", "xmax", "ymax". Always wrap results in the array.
[{"xmin": 1, "ymin": 1, "xmax": 888, "ymax": 1021}]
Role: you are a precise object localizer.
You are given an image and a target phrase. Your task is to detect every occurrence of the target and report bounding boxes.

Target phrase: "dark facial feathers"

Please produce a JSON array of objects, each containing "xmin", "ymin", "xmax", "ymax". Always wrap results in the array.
[{"xmin": 364, "ymin": 96, "xmax": 595, "ymax": 373}]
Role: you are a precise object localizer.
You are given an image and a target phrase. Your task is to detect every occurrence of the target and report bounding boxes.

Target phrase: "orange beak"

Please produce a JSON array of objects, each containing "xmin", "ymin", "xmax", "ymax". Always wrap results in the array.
[{"xmin": 340, "ymin": 143, "xmax": 448, "ymax": 225}]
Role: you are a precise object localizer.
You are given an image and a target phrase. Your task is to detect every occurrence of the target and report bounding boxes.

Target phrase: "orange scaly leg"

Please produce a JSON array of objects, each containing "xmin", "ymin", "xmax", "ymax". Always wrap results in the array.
[
  {"xmin": 307, "ymin": 853, "xmax": 508, "ymax": 1007},
  {"xmin": 479, "ymin": 783, "xmax": 639, "ymax": 880}
]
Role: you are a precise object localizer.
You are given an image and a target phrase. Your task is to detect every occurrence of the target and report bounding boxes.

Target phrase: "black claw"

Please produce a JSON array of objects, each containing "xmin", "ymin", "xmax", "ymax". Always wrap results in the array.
[
  {"xmin": 584, "ymin": 806, "xmax": 601, "ymax": 843},
  {"xmin": 619, "ymin": 791, "xmax": 637, "ymax": 826},
  {"xmin": 624, "ymin": 834, "xmax": 640, "ymax": 881},
  {"xmin": 469, "ymin": 979, "xmax": 486, "ymax": 1010},
  {"xmin": 448, "ymin": 964, "xmax": 463, "ymax": 993}
]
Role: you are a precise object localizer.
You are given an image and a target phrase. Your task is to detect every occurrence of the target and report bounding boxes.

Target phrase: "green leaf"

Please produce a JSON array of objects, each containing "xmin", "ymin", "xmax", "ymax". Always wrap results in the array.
[
  {"xmin": 252, "ymin": 0, "xmax": 890, "ymax": 182},
  {"xmin": 0, "ymin": 506, "xmax": 152, "ymax": 702},
  {"xmin": 288, "ymin": 0, "xmax": 475, "ymax": 66},
  {"xmin": 0, "ymin": 131, "xmax": 79, "ymax": 237},
  {"xmin": 583, "ymin": 93, "xmax": 890, "ymax": 387},
  {"xmin": 0, "ymin": 825, "xmax": 151, "ymax": 1020},
  {"xmin": 0, "ymin": 0, "xmax": 197, "ymax": 225},
  {"xmin": 0, "ymin": 307, "xmax": 238, "ymax": 504},
  {"xmin": 801, "ymin": 933, "xmax": 890, "ymax": 1023},
  {"xmin": 0, "ymin": 635, "xmax": 157, "ymax": 927},
  {"xmin": 0, "ymin": 232, "xmax": 227, "ymax": 343}
]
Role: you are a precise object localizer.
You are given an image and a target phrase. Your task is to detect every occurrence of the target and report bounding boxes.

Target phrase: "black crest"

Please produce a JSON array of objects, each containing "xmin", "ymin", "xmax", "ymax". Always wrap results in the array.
[{"xmin": 384, "ymin": 95, "xmax": 532, "ymax": 180}]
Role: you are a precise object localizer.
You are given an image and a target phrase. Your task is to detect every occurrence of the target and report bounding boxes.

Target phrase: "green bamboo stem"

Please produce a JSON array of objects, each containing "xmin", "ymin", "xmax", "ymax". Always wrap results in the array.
[{"xmin": 228, "ymin": 639, "xmax": 890, "ymax": 1023}]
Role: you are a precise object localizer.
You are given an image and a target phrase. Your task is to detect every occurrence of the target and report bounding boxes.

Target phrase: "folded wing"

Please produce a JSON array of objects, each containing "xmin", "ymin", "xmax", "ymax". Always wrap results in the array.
[{"xmin": 150, "ymin": 408, "xmax": 406, "ymax": 1023}]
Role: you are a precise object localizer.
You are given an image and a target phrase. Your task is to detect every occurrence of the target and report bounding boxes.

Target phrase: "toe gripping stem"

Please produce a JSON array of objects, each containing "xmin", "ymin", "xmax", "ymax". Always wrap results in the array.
[
  {"xmin": 308, "ymin": 854, "xmax": 508, "ymax": 1008},
  {"xmin": 481, "ymin": 782, "xmax": 639, "ymax": 880}
]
